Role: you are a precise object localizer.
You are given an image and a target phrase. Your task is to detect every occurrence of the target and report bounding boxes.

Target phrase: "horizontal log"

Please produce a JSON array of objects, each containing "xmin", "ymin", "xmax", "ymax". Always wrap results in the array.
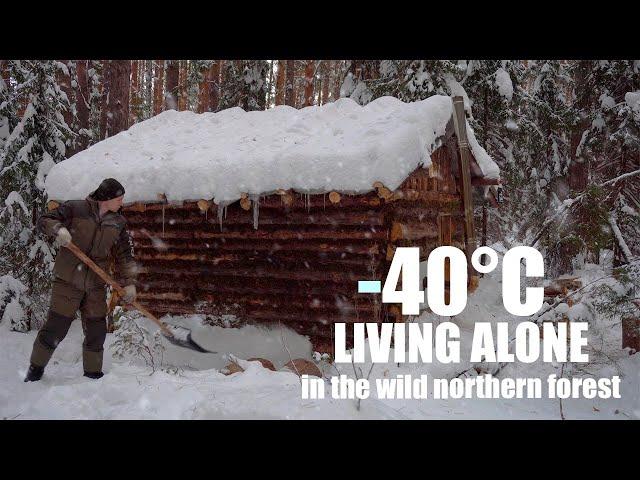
[
  {"xmin": 138, "ymin": 288, "xmax": 367, "ymax": 306},
  {"xmin": 130, "ymin": 225, "xmax": 387, "ymax": 241},
  {"xmin": 135, "ymin": 247, "xmax": 381, "ymax": 263},
  {"xmin": 387, "ymin": 193, "xmax": 461, "ymax": 209},
  {"xmin": 133, "ymin": 238, "xmax": 382, "ymax": 256},
  {"xmin": 134, "ymin": 256, "xmax": 384, "ymax": 277},
  {"xmin": 126, "ymin": 210, "xmax": 386, "ymax": 227},
  {"xmin": 137, "ymin": 291, "xmax": 187, "ymax": 301},
  {"xmin": 135, "ymin": 253, "xmax": 384, "ymax": 272},
  {"xmin": 137, "ymin": 265, "xmax": 370, "ymax": 283},
  {"xmin": 390, "ymin": 221, "xmax": 439, "ymax": 242},
  {"xmin": 193, "ymin": 229, "xmax": 388, "ymax": 241},
  {"xmin": 123, "ymin": 192, "xmax": 388, "ymax": 213},
  {"xmin": 471, "ymin": 177, "xmax": 501, "ymax": 186},
  {"xmin": 390, "ymin": 206, "xmax": 464, "ymax": 222},
  {"xmin": 246, "ymin": 192, "xmax": 384, "ymax": 210},
  {"xmin": 139, "ymin": 277, "xmax": 370, "ymax": 297},
  {"xmin": 136, "ymin": 292, "xmax": 379, "ymax": 314},
  {"xmin": 245, "ymin": 308, "xmax": 377, "ymax": 324},
  {"xmin": 197, "ymin": 293, "xmax": 380, "ymax": 313}
]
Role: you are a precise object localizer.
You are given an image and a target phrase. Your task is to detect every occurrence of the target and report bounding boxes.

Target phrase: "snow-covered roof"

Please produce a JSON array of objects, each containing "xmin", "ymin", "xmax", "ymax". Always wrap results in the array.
[{"xmin": 44, "ymin": 95, "xmax": 499, "ymax": 205}]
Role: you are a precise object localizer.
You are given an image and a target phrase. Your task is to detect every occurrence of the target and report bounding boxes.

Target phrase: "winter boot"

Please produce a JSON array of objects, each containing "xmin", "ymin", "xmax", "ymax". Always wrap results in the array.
[
  {"xmin": 24, "ymin": 364, "xmax": 45, "ymax": 382},
  {"xmin": 83, "ymin": 371, "xmax": 104, "ymax": 380}
]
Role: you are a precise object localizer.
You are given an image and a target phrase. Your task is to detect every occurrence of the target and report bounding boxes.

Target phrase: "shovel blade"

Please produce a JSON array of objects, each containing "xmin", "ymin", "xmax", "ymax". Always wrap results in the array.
[{"xmin": 163, "ymin": 331, "xmax": 217, "ymax": 354}]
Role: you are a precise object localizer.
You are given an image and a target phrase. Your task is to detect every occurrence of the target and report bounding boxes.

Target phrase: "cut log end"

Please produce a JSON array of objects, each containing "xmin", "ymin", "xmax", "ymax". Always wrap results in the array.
[
  {"xmin": 386, "ymin": 244, "xmax": 395, "ymax": 261},
  {"xmin": 47, "ymin": 200, "xmax": 60, "ymax": 211},
  {"xmin": 282, "ymin": 359, "xmax": 322, "ymax": 377},
  {"xmin": 373, "ymin": 181, "xmax": 393, "ymax": 200},
  {"xmin": 128, "ymin": 202, "xmax": 147, "ymax": 213},
  {"xmin": 329, "ymin": 191, "xmax": 341, "ymax": 204},
  {"xmin": 240, "ymin": 197, "xmax": 251, "ymax": 211},
  {"xmin": 197, "ymin": 199, "xmax": 210, "ymax": 213},
  {"xmin": 390, "ymin": 222, "xmax": 404, "ymax": 242},
  {"xmin": 247, "ymin": 358, "xmax": 276, "ymax": 371},
  {"xmin": 222, "ymin": 361, "xmax": 244, "ymax": 375},
  {"xmin": 278, "ymin": 189, "xmax": 294, "ymax": 206}
]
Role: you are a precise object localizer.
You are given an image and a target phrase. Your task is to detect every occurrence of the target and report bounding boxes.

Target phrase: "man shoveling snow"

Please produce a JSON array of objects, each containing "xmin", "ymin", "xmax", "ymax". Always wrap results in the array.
[{"xmin": 24, "ymin": 178, "xmax": 138, "ymax": 382}]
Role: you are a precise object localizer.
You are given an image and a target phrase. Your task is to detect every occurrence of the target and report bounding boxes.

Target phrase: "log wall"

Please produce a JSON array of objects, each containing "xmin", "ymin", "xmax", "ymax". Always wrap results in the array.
[{"xmin": 121, "ymin": 145, "xmax": 465, "ymax": 351}]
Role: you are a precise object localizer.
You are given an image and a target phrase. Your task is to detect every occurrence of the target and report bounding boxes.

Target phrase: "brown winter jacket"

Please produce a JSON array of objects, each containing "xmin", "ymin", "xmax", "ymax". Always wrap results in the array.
[{"xmin": 37, "ymin": 195, "xmax": 137, "ymax": 290}]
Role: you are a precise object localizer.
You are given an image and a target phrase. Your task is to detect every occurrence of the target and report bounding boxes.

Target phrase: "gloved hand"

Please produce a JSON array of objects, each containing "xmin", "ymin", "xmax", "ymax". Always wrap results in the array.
[
  {"xmin": 123, "ymin": 285, "xmax": 137, "ymax": 304},
  {"xmin": 55, "ymin": 226, "xmax": 72, "ymax": 247}
]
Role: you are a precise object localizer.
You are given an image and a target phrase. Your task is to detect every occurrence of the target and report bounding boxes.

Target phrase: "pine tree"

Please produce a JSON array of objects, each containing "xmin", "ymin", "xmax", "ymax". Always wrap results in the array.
[
  {"xmin": 217, "ymin": 60, "xmax": 267, "ymax": 111},
  {"xmin": 571, "ymin": 60, "xmax": 640, "ymax": 263},
  {"xmin": 165, "ymin": 60, "xmax": 179, "ymax": 111},
  {"xmin": 284, "ymin": 60, "xmax": 295, "ymax": 107},
  {"xmin": 0, "ymin": 60, "xmax": 70, "ymax": 330},
  {"xmin": 209, "ymin": 61, "xmax": 220, "ymax": 112},
  {"xmin": 365, "ymin": 60, "xmax": 457, "ymax": 104},
  {"xmin": 103, "ymin": 60, "xmax": 131, "ymax": 137},
  {"xmin": 153, "ymin": 60, "xmax": 165, "ymax": 116},
  {"xmin": 275, "ymin": 60, "xmax": 286, "ymax": 106},
  {"xmin": 219, "ymin": 60, "xmax": 244, "ymax": 110},
  {"xmin": 303, "ymin": 60, "xmax": 315, "ymax": 107},
  {"xmin": 87, "ymin": 60, "xmax": 103, "ymax": 144},
  {"xmin": 243, "ymin": 60, "xmax": 268, "ymax": 111},
  {"xmin": 74, "ymin": 60, "xmax": 91, "ymax": 152},
  {"xmin": 188, "ymin": 60, "xmax": 214, "ymax": 112}
]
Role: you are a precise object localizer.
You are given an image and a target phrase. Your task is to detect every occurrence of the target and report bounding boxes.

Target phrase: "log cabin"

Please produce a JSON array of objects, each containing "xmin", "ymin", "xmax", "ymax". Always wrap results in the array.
[{"xmin": 44, "ymin": 95, "xmax": 500, "ymax": 352}]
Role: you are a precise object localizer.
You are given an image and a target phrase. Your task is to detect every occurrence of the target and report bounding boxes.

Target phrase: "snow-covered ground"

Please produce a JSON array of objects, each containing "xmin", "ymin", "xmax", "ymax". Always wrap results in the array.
[{"xmin": 1, "ymin": 253, "xmax": 638, "ymax": 420}]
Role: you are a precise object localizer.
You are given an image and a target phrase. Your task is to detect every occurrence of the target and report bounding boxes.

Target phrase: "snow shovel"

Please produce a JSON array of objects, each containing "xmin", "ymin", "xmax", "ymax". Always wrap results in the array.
[{"xmin": 64, "ymin": 241, "xmax": 217, "ymax": 354}]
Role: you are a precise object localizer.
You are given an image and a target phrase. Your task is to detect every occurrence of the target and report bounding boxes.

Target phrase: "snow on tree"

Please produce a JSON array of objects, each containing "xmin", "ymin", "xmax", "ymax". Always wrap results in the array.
[
  {"xmin": 219, "ymin": 60, "xmax": 268, "ymax": 111},
  {"xmin": 0, "ymin": 60, "xmax": 69, "ymax": 330},
  {"xmin": 87, "ymin": 60, "xmax": 103, "ymax": 143},
  {"xmin": 0, "ymin": 273, "xmax": 29, "ymax": 331},
  {"xmin": 367, "ymin": 60, "xmax": 458, "ymax": 103}
]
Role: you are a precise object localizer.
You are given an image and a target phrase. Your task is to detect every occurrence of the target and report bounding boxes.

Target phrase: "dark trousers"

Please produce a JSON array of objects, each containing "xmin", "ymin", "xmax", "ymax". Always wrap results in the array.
[{"xmin": 30, "ymin": 278, "xmax": 108, "ymax": 373}]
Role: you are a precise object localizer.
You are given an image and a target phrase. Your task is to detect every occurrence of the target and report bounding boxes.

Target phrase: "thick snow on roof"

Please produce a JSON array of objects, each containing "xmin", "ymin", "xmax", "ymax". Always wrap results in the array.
[{"xmin": 45, "ymin": 95, "xmax": 499, "ymax": 204}]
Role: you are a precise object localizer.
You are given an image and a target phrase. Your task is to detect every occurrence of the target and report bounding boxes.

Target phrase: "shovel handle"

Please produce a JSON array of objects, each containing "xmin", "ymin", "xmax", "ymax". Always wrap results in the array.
[{"xmin": 64, "ymin": 241, "xmax": 176, "ymax": 338}]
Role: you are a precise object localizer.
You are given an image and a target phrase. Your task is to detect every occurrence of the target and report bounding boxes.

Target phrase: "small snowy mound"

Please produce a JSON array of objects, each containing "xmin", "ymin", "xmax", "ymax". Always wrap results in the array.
[{"xmin": 44, "ymin": 96, "xmax": 499, "ymax": 205}]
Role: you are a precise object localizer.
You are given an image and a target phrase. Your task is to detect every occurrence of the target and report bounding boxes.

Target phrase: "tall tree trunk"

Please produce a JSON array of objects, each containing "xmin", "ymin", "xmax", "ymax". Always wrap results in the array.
[
  {"xmin": 275, "ymin": 60, "xmax": 286, "ymax": 106},
  {"xmin": 165, "ymin": 60, "xmax": 179, "ymax": 110},
  {"xmin": 153, "ymin": 60, "xmax": 164, "ymax": 115},
  {"xmin": 332, "ymin": 60, "xmax": 342, "ymax": 101},
  {"xmin": 209, "ymin": 61, "xmax": 220, "ymax": 112},
  {"xmin": 284, "ymin": 59, "xmax": 295, "ymax": 107},
  {"xmin": 303, "ymin": 60, "xmax": 315, "ymax": 107},
  {"xmin": 252, "ymin": 61, "xmax": 268, "ymax": 111},
  {"xmin": 266, "ymin": 60, "xmax": 274, "ymax": 108},
  {"xmin": 296, "ymin": 60, "xmax": 305, "ymax": 107},
  {"xmin": 178, "ymin": 60, "xmax": 188, "ymax": 111},
  {"xmin": 198, "ymin": 64, "xmax": 210, "ymax": 113},
  {"xmin": 103, "ymin": 60, "xmax": 131, "ymax": 138},
  {"xmin": 320, "ymin": 60, "xmax": 330, "ymax": 105},
  {"xmin": 75, "ymin": 60, "xmax": 90, "ymax": 146},
  {"xmin": 145, "ymin": 60, "xmax": 153, "ymax": 118},
  {"xmin": 131, "ymin": 61, "xmax": 138, "ymax": 97},
  {"xmin": 99, "ymin": 60, "xmax": 110, "ymax": 139},
  {"xmin": 129, "ymin": 60, "xmax": 140, "ymax": 125},
  {"xmin": 568, "ymin": 60, "xmax": 590, "ymax": 192}
]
